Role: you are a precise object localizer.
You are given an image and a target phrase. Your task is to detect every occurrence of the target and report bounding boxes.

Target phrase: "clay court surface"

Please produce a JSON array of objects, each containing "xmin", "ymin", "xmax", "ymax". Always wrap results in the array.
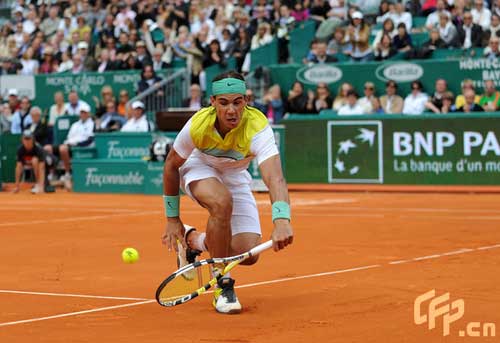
[{"xmin": 0, "ymin": 190, "xmax": 499, "ymax": 342}]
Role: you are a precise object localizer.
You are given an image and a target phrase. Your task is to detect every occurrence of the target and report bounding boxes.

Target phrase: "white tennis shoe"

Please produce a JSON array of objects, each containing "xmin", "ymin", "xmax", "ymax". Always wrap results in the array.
[{"xmin": 213, "ymin": 278, "xmax": 242, "ymax": 314}]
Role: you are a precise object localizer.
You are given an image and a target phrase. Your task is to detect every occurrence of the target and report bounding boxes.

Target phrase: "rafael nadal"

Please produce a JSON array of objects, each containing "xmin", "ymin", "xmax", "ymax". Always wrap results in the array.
[{"xmin": 161, "ymin": 71, "xmax": 293, "ymax": 314}]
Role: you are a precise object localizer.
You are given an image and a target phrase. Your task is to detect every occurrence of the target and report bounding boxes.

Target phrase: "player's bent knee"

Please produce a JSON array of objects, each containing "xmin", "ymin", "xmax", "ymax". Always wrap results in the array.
[{"xmin": 240, "ymin": 254, "xmax": 259, "ymax": 265}]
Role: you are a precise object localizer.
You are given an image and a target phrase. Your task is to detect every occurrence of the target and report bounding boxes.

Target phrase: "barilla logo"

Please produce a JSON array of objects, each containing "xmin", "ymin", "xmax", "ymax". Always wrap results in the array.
[
  {"xmin": 297, "ymin": 65, "xmax": 343, "ymax": 84},
  {"xmin": 414, "ymin": 289, "xmax": 496, "ymax": 337},
  {"xmin": 107, "ymin": 141, "xmax": 149, "ymax": 159},
  {"xmin": 376, "ymin": 62, "xmax": 423, "ymax": 82},
  {"xmin": 85, "ymin": 168, "xmax": 144, "ymax": 187}
]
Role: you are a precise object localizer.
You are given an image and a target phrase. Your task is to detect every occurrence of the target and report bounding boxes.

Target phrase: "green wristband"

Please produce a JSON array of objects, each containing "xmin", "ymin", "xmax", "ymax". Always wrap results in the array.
[
  {"xmin": 272, "ymin": 201, "xmax": 291, "ymax": 222},
  {"xmin": 164, "ymin": 195, "xmax": 180, "ymax": 217}
]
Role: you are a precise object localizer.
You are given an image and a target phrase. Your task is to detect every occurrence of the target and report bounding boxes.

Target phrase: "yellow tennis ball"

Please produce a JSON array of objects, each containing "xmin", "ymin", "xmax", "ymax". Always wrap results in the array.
[{"xmin": 122, "ymin": 247, "xmax": 139, "ymax": 264}]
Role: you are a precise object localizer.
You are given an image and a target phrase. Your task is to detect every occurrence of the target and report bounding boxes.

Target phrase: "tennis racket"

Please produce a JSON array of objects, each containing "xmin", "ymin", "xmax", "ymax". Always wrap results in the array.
[{"xmin": 156, "ymin": 240, "xmax": 273, "ymax": 307}]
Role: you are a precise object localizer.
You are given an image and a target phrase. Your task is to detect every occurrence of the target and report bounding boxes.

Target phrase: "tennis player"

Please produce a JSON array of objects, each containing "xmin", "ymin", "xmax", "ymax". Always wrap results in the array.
[{"xmin": 161, "ymin": 71, "xmax": 293, "ymax": 314}]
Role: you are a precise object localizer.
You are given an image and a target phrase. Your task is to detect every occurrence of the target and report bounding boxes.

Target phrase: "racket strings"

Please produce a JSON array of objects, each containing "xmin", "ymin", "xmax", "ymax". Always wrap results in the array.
[{"xmin": 158, "ymin": 264, "xmax": 213, "ymax": 303}]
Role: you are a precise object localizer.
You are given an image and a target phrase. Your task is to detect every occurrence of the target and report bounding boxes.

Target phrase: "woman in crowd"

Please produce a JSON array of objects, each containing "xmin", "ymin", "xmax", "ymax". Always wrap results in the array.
[
  {"xmin": 286, "ymin": 81, "xmax": 308, "ymax": 113},
  {"xmin": 48, "ymin": 91, "xmax": 66, "ymax": 127},
  {"xmin": 374, "ymin": 33, "xmax": 397, "ymax": 60},
  {"xmin": 306, "ymin": 82, "xmax": 334, "ymax": 114},
  {"xmin": 332, "ymin": 82, "xmax": 354, "ymax": 111},
  {"xmin": 372, "ymin": 18, "xmax": 396, "ymax": 51}
]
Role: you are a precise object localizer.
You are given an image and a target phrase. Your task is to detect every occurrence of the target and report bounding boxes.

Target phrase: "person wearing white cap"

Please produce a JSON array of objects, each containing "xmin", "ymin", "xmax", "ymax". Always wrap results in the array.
[
  {"xmin": 121, "ymin": 101, "xmax": 151, "ymax": 132},
  {"xmin": 44, "ymin": 102, "xmax": 95, "ymax": 189},
  {"xmin": 346, "ymin": 11, "xmax": 373, "ymax": 62}
]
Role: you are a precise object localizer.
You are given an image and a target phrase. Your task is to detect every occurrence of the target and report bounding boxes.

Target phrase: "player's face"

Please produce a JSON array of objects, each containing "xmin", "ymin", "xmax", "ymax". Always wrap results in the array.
[{"xmin": 211, "ymin": 94, "xmax": 247, "ymax": 134}]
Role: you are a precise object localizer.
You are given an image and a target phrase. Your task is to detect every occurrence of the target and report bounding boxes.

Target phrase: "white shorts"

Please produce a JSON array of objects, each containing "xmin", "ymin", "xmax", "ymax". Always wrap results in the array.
[{"xmin": 179, "ymin": 156, "xmax": 261, "ymax": 236}]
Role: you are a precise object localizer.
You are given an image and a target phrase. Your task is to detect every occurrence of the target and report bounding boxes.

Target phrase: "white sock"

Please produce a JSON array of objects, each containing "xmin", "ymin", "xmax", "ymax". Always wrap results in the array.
[{"xmin": 192, "ymin": 232, "xmax": 208, "ymax": 252}]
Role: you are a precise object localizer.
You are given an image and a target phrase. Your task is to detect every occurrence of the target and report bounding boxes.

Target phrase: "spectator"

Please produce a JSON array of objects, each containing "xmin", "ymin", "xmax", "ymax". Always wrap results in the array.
[
  {"xmin": 44, "ymin": 102, "xmax": 95, "ymax": 187},
  {"xmin": 338, "ymin": 90, "xmax": 364, "ymax": 115},
  {"xmin": 77, "ymin": 41, "xmax": 97, "ymax": 72},
  {"xmin": 309, "ymin": 0, "xmax": 333, "ymax": 23},
  {"xmin": 438, "ymin": 12, "xmax": 459, "ymax": 48},
  {"xmin": 425, "ymin": 79, "xmax": 448, "ymax": 113},
  {"xmin": 96, "ymin": 49, "xmax": 114, "ymax": 72},
  {"xmin": 71, "ymin": 53, "xmax": 84, "ymax": 74},
  {"xmin": 440, "ymin": 92, "xmax": 456, "ymax": 114},
  {"xmin": 151, "ymin": 48, "xmax": 170, "ymax": 71},
  {"xmin": 137, "ymin": 64, "xmax": 163, "ymax": 93},
  {"xmin": 58, "ymin": 51, "xmax": 73, "ymax": 73},
  {"xmin": 233, "ymin": 27, "xmax": 251, "ymax": 72},
  {"xmin": 479, "ymin": 80, "xmax": 500, "ymax": 111},
  {"xmin": 39, "ymin": 46, "xmax": 59, "ymax": 74},
  {"xmin": 372, "ymin": 18, "xmax": 396, "ymax": 51},
  {"xmin": 327, "ymin": 27, "xmax": 352, "ymax": 56},
  {"xmin": 95, "ymin": 101, "xmax": 126, "ymax": 132},
  {"xmin": 483, "ymin": 36, "xmax": 500, "ymax": 59},
  {"xmin": 220, "ymin": 28, "xmax": 236, "ymax": 58},
  {"xmin": 121, "ymin": 101, "xmax": 151, "ymax": 132},
  {"xmin": 7, "ymin": 88, "xmax": 20, "ymax": 113},
  {"xmin": 117, "ymin": 90, "xmax": 130, "ymax": 117},
  {"xmin": 255, "ymin": 84, "xmax": 285, "ymax": 123},
  {"xmin": 48, "ymin": 91, "xmax": 66, "ymax": 127},
  {"xmin": 455, "ymin": 79, "xmax": 481, "ymax": 108},
  {"xmin": 457, "ymin": 89, "xmax": 484, "ymax": 112},
  {"xmin": 471, "ymin": 0, "xmax": 491, "ymax": 31},
  {"xmin": 306, "ymin": 82, "xmax": 334, "ymax": 114},
  {"xmin": 203, "ymin": 39, "xmax": 226, "ymax": 69},
  {"xmin": 94, "ymin": 86, "xmax": 115, "ymax": 118},
  {"xmin": 20, "ymin": 47, "xmax": 39, "ymax": 75},
  {"xmin": 251, "ymin": 23, "xmax": 273, "ymax": 50},
  {"xmin": 485, "ymin": 14, "xmax": 500, "ymax": 41},
  {"xmin": 345, "ymin": 11, "xmax": 373, "ymax": 62},
  {"xmin": 291, "ymin": 2, "xmax": 309, "ymax": 22},
  {"xmin": 182, "ymin": 84, "xmax": 205, "ymax": 111},
  {"xmin": 393, "ymin": 23, "xmax": 413, "ymax": 53},
  {"xmin": 425, "ymin": 0, "xmax": 451, "ymax": 30},
  {"xmin": 403, "ymin": 81, "xmax": 429, "ymax": 115},
  {"xmin": 378, "ymin": 2, "xmax": 412, "ymax": 31},
  {"xmin": 276, "ymin": 5, "xmax": 296, "ymax": 63},
  {"xmin": 40, "ymin": 6, "xmax": 61, "ymax": 39},
  {"xmin": 493, "ymin": 0, "xmax": 500, "ymax": 17},
  {"xmin": 65, "ymin": 90, "xmax": 90, "ymax": 116},
  {"xmin": 14, "ymin": 130, "xmax": 48, "ymax": 194},
  {"xmin": 417, "ymin": 28, "xmax": 447, "ymax": 58},
  {"xmin": 374, "ymin": 33, "xmax": 397, "ymax": 60},
  {"xmin": 309, "ymin": 41, "xmax": 338, "ymax": 63},
  {"xmin": 0, "ymin": 103, "xmax": 12, "ymax": 133},
  {"xmin": 11, "ymin": 96, "xmax": 32, "ymax": 134},
  {"xmin": 26, "ymin": 106, "xmax": 49, "ymax": 146},
  {"xmin": 380, "ymin": 80, "xmax": 404, "ymax": 114},
  {"xmin": 357, "ymin": 82, "xmax": 378, "ymax": 114},
  {"xmin": 457, "ymin": 12, "xmax": 483, "ymax": 49},
  {"xmin": 286, "ymin": 81, "xmax": 308, "ymax": 113},
  {"xmin": 332, "ymin": 82, "xmax": 354, "ymax": 111}
]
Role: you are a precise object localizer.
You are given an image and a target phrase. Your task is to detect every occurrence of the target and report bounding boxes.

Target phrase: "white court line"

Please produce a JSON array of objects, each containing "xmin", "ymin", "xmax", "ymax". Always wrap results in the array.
[
  {"xmin": 0, "ymin": 300, "xmax": 155, "ymax": 328},
  {"xmin": 0, "ymin": 207, "xmax": 135, "ymax": 213},
  {"xmin": 0, "ymin": 243, "xmax": 499, "ymax": 328},
  {"xmin": 0, "ymin": 211, "xmax": 159, "ymax": 227},
  {"xmin": 0, "ymin": 290, "xmax": 149, "ymax": 301}
]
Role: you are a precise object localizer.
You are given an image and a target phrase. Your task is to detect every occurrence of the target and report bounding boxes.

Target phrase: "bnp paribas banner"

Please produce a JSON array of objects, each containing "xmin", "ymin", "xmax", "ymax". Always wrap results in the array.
[
  {"xmin": 270, "ymin": 59, "xmax": 500, "ymax": 102},
  {"xmin": 285, "ymin": 115, "xmax": 500, "ymax": 185}
]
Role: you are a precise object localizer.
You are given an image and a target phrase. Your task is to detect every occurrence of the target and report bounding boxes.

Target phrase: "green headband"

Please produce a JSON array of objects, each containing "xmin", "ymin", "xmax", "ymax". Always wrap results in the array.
[{"xmin": 212, "ymin": 78, "xmax": 247, "ymax": 96}]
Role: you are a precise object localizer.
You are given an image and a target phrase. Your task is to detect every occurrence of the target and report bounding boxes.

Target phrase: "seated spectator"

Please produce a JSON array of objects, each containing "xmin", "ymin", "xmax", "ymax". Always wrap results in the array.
[
  {"xmin": 417, "ymin": 28, "xmax": 447, "ymax": 58},
  {"xmin": 425, "ymin": 78, "xmax": 449, "ymax": 113},
  {"xmin": 457, "ymin": 89, "xmax": 484, "ymax": 112},
  {"xmin": 378, "ymin": 2, "xmax": 412, "ymax": 31},
  {"xmin": 471, "ymin": 0, "xmax": 491, "ymax": 31},
  {"xmin": 77, "ymin": 41, "xmax": 97, "ymax": 72},
  {"xmin": 337, "ymin": 90, "xmax": 364, "ymax": 115},
  {"xmin": 220, "ymin": 29, "xmax": 236, "ymax": 59},
  {"xmin": 332, "ymin": 82, "xmax": 354, "ymax": 111},
  {"xmin": 117, "ymin": 90, "xmax": 130, "ymax": 117},
  {"xmin": 182, "ymin": 84, "xmax": 206, "ymax": 111},
  {"xmin": 393, "ymin": 23, "xmax": 413, "ymax": 53},
  {"xmin": 255, "ymin": 84, "xmax": 285, "ymax": 123},
  {"xmin": 7, "ymin": 89, "xmax": 20, "ymax": 113},
  {"xmin": 96, "ymin": 101, "xmax": 126, "ymax": 132},
  {"xmin": 48, "ymin": 91, "xmax": 66, "ymax": 127},
  {"xmin": 94, "ymin": 86, "xmax": 115, "ymax": 118},
  {"xmin": 203, "ymin": 39, "xmax": 226, "ymax": 69},
  {"xmin": 403, "ymin": 81, "xmax": 429, "ymax": 115},
  {"xmin": 250, "ymin": 23, "xmax": 273, "ymax": 50},
  {"xmin": 286, "ymin": 81, "xmax": 308, "ymax": 113},
  {"xmin": 426, "ymin": 0, "xmax": 451, "ymax": 30},
  {"xmin": 232, "ymin": 27, "xmax": 251, "ymax": 71},
  {"xmin": 121, "ymin": 101, "xmax": 151, "ymax": 132},
  {"xmin": 306, "ymin": 82, "xmax": 334, "ymax": 114},
  {"xmin": 357, "ymin": 82, "xmax": 378, "ymax": 114},
  {"xmin": 457, "ymin": 12, "xmax": 483, "ymax": 49},
  {"xmin": 135, "ymin": 41, "xmax": 152, "ymax": 68},
  {"xmin": 44, "ymin": 103, "xmax": 95, "ymax": 188},
  {"xmin": 20, "ymin": 47, "xmax": 39, "ymax": 75},
  {"xmin": 327, "ymin": 27, "xmax": 352, "ymax": 56},
  {"xmin": 438, "ymin": 12, "xmax": 459, "ymax": 48},
  {"xmin": 58, "ymin": 51, "xmax": 74, "ymax": 73},
  {"xmin": 291, "ymin": 2, "xmax": 309, "ymax": 22},
  {"xmin": 479, "ymin": 80, "xmax": 500, "ymax": 111},
  {"xmin": 27, "ymin": 106, "xmax": 49, "ymax": 146},
  {"xmin": 372, "ymin": 18, "xmax": 396, "ymax": 51},
  {"xmin": 97, "ymin": 49, "xmax": 117, "ymax": 72},
  {"xmin": 345, "ymin": 12, "xmax": 373, "ymax": 62},
  {"xmin": 14, "ymin": 131, "xmax": 49, "ymax": 194},
  {"xmin": 440, "ymin": 92, "xmax": 457, "ymax": 114},
  {"xmin": 10, "ymin": 96, "xmax": 32, "ymax": 134},
  {"xmin": 137, "ymin": 64, "xmax": 163, "ymax": 93},
  {"xmin": 39, "ymin": 46, "xmax": 59, "ymax": 74},
  {"xmin": 455, "ymin": 79, "xmax": 481, "ymax": 108},
  {"xmin": 65, "ymin": 91, "xmax": 91, "ymax": 116},
  {"xmin": 71, "ymin": 53, "xmax": 84, "ymax": 74},
  {"xmin": 309, "ymin": 0, "xmax": 333, "ymax": 23},
  {"xmin": 485, "ymin": 14, "xmax": 500, "ymax": 41},
  {"xmin": 40, "ymin": 6, "xmax": 61, "ymax": 39},
  {"xmin": 493, "ymin": 0, "xmax": 500, "ymax": 17},
  {"xmin": 310, "ymin": 41, "xmax": 338, "ymax": 63},
  {"xmin": 374, "ymin": 33, "xmax": 397, "ymax": 60},
  {"xmin": 483, "ymin": 36, "xmax": 500, "ymax": 59}
]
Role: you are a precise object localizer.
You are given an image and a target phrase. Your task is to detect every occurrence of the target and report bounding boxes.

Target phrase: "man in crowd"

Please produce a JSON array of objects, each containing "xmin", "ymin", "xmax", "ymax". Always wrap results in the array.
[
  {"xmin": 121, "ymin": 101, "xmax": 151, "ymax": 132},
  {"xmin": 10, "ymin": 96, "xmax": 32, "ymax": 134},
  {"xmin": 479, "ymin": 80, "xmax": 500, "ymax": 111},
  {"xmin": 379, "ymin": 80, "xmax": 404, "ymax": 114}
]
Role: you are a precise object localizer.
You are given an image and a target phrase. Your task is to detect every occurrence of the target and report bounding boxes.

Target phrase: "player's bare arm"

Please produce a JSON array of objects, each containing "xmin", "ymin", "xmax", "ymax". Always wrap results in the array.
[
  {"xmin": 161, "ymin": 148, "xmax": 187, "ymax": 251},
  {"xmin": 259, "ymin": 154, "xmax": 294, "ymax": 252}
]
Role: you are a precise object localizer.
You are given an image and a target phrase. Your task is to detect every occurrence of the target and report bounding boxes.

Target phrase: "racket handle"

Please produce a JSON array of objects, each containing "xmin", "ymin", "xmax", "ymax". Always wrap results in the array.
[{"xmin": 249, "ymin": 240, "xmax": 273, "ymax": 256}]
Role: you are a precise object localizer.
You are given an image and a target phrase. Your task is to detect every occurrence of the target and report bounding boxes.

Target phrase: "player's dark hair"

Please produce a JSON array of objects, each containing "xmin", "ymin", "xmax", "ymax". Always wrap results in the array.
[{"xmin": 212, "ymin": 70, "xmax": 245, "ymax": 83}]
